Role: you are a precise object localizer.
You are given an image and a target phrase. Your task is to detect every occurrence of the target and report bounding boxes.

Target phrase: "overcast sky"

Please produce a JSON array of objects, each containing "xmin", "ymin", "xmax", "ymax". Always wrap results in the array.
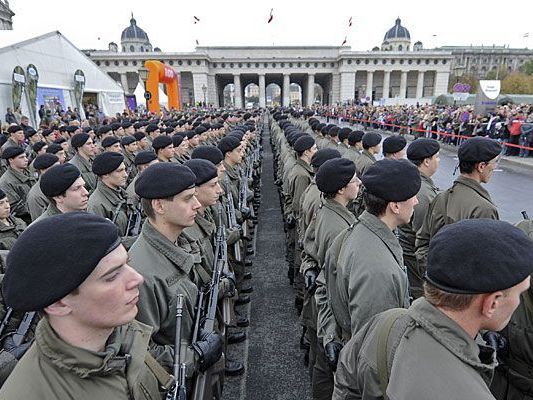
[{"xmin": 3, "ymin": 0, "xmax": 533, "ymax": 52}]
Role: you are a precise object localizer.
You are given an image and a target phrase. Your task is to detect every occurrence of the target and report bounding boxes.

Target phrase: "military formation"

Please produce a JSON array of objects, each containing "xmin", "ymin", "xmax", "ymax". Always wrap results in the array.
[
  {"xmin": 0, "ymin": 111, "xmax": 262, "ymax": 399},
  {"xmin": 270, "ymin": 109, "xmax": 533, "ymax": 400}
]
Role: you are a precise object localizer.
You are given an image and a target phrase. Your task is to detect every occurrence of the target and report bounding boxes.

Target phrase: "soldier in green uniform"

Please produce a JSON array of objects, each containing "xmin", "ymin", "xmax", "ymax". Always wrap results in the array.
[
  {"xmin": 0, "ymin": 147, "xmax": 36, "ymax": 224},
  {"xmin": 327, "ymin": 159, "xmax": 420, "ymax": 340},
  {"xmin": 101, "ymin": 136, "xmax": 122, "ymax": 153},
  {"xmin": 355, "ymin": 132, "xmax": 381, "ymax": 177},
  {"xmin": 128, "ymin": 163, "xmax": 223, "ymax": 379},
  {"xmin": 126, "ymin": 151, "xmax": 158, "ymax": 208},
  {"xmin": 69, "ymin": 132, "xmax": 97, "ymax": 193},
  {"xmin": 120, "ymin": 135, "xmax": 138, "ymax": 184},
  {"xmin": 26, "ymin": 154, "xmax": 59, "ymax": 221},
  {"xmin": 382, "ymin": 135, "xmax": 407, "ymax": 159},
  {"xmin": 343, "ymin": 130, "xmax": 364, "ymax": 164},
  {"xmin": 35, "ymin": 163, "xmax": 88, "ymax": 223},
  {"xmin": 333, "ymin": 219, "xmax": 533, "ymax": 400},
  {"xmin": 0, "ymin": 126, "xmax": 23, "ymax": 155},
  {"xmin": 397, "ymin": 138, "xmax": 441, "ymax": 299},
  {"xmin": 0, "ymin": 188, "xmax": 26, "ymax": 250},
  {"xmin": 0, "ymin": 212, "xmax": 168, "ymax": 399},
  {"xmin": 153, "ymin": 135, "xmax": 175, "ymax": 162},
  {"xmin": 416, "ymin": 136, "xmax": 501, "ymax": 269}
]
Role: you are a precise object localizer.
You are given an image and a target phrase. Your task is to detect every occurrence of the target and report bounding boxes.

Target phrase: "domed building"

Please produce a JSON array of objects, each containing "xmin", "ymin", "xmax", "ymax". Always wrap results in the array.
[
  {"xmin": 381, "ymin": 18, "xmax": 411, "ymax": 51},
  {"xmin": 121, "ymin": 14, "xmax": 152, "ymax": 53}
]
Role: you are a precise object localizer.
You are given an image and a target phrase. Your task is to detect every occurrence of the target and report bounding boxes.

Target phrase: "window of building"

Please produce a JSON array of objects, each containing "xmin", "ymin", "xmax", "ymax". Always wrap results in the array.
[
  {"xmin": 374, "ymin": 59, "xmax": 378, "ymax": 64},
  {"xmin": 399, "ymin": 59, "xmax": 404, "ymax": 64},
  {"xmin": 323, "ymin": 62, "xmax": 326, "ymax": 67},
  {"xmin": 169, "ymin": 61, "xmax": 173, "ymax": 66},
  {"xmin": 331, "ymin": 62, "xmax": 335, "ymax": 67},
  {"xmin": 230, "ymin": 62, "xmax": 234, "ymax": 68},
  {"xmin": 272, "ymin": 63, "xmax": 276, "ymax": 67},
  {"xmin": 398, "ymin": 44, "xmax": 403, "ymax": 51},
  {"xmin": 179, "ymin": 60, "xmax": 183, "ymax": 66},
  {"xmin": 365, "ymin": 59, "xmax": 369, "ymax": 64},
  {"xmin": 348, "ymin": 59, "xmax": 352, "ymax": 64},
  {"xmin": 408, "ymin": 59, "xmax": 412, "ymax": 64},
  {"xmin": 221, "ymin": 62, "xmax": 225, "ymax": 67},
  {"xmin": 425, "ymin": 59, "xmax": 430, "ymax": 65},
  {"xmin": 280, "ymin": 62, "xmax": 285, "ymax": 67},
  {"xmin": 187, "ymin": 60, "xmax": 192, "ymax": 65},
  {"xmin": 213, "ymin": 62, "xmax": 218, "ymax": 67},
  {"xmin": 289, "ymin": 62, "xmax": 293, "ymax": 67},
  {"xmin": 356, "ymin": 59, "xmax": 360, "ymax": 65},
  {"xmin": 391, "ymin": 59, "xmax": 395, "ymax": 64},
  {"xmin": 306, "ymin": 62, "xmax": 310, "ymax": 67},
  {"xmin": 129, "ymin": 45, "xmax": 134, "ymax": 52},
  {"xmin": 417, "ymin": 59, "xmax": 421, "ymax": 65},
  {"xmin": 382, "ymin": 59, "xmax": 387, "ymax": 64},
  {"xmin": 105, "ymin": 61, "xmax": 109, "ymax": 66},
  {"xmin": 434, "ymin": 59, "xmax": 438, "ymax": 64},
  {"xmin": 264, "ymin": 63, "xmax": 268, "ymax": 67},
  {"xmin": 247, "ymin": 63, "xmax": 251, "ymax": 67},
  {"xmin": 442, "ymin": 59, "xmax": 447, "ymax": 64},
  {"xmin": 140, "ymin": 46, "xmax": 144, "ymax": 52},
  {"xmin": 123, "ymin": 61, "xmax": 128, "ymax": 66},
  {"xmin": 314, "ymin": 62, "xmax": 318, "ymax": 67},
  {"xmin": 96, "ymin": 61, "xmax": 101, "ymax": 66},
  {"xmin": 255, "ymin": 63, "xmax": 259, "ymax": 67},
  {"xmin": 297, "ymin": 62, "xmax": 301, "ymax": 67},
  {"xmin": 197, "ymin": 60, "xmax": 201, "ymax": 65},
  {"xmin": 133, "ymin": 60, "xmax": 137, "ymax": 66}
]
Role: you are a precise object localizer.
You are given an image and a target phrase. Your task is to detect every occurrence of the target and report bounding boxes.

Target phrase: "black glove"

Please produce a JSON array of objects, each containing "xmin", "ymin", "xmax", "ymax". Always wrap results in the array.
[
  {"xmin": 221, "ymin": 271, "xmax": 236, "ymax": 297},
  {"xmin": 482, "ymin": 331, "xmax": 509, "ymax": 359},
  {"xmin": 241, "ymin": 206, "xmax": 251, "ymax": 220},
  {"xmin": 3, "ymin": 336, "xmax": 33, "ymax": 360},
  {"xmin": 286, "ymin": 215, "xmax": 296, "ymax": 229},
  {"xmin": 304, "ymin": 268, "xmax": 319, "ymax": 295},
  {"xmin": 192, "ymin": 332, "xmax": 223, "ymax": 372},
  {"xmin": 324, "ymin": 341, "xmax": 343, "ymax": 372}
]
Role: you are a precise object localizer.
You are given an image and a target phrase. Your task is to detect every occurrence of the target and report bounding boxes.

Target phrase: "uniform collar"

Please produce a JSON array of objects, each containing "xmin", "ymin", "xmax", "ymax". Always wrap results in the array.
[
  {"xmin": 323, "ymin": 198, "xmax": 356, "ymax": 226},
  {"xmin": 358, "ymin": 210, "xmax": 403, "ymax": 266},
  {"xmin": 455, "ymin": 175, "xmax": 495, "ymax": 205},
  {"xmin": 96, "ymin": 181, "xmax": 127, "ymax": 206}
]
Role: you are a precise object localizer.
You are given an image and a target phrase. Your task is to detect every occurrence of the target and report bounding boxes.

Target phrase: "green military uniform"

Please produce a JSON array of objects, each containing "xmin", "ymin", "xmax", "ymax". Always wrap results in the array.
[
  {"xmin": 26, "ymin": 178, "xmax": 49, "ymax": 222},
  {"xmin": 333, "ymin": 298, "xmax": 497, "ymax": 400},
  {"xmin": 343, "ymin": 147, "xmax": 360, "ymax": 164},
  {"xmin": 416, "ymin": 175, "xmax": 499, "ymax": 268},
  {"xmin": 87, "ymin": 181, "xmax": 130, "ymax": 237},
  {"xmin": 398, "ymin": 172, "xmax": 439, "ymax": 299},
  {"xmin": 0, "ymin": 318, "xmax": 164, "ymax": 399},
  {"xmin": 0, "ymin": 217, "xmax": 26, "ymax": 250},
  {"xmin": 128, "ymin": 220, "xmax": 201, "ymax": 375},
  {"xmin": 126, "ymin": 174, "xmax": 140, "ymax": 208},
  {"xmin": 69, "ymin": 153, "xmax": 97, "ymax": 193},
  {"xmin": 32, "ymin": 203, "xmax": 62, "ymax": 224},
  {"xmin": 0, "ymin": 167, "xmax": 37, "ymax": 223},
  {"xmin": 123, "ymin": 150, "xmax": 137, "ymax": 184},
  {"xmin": 327, "ymin": 210, "xmax": 409, "ymax": 340},
  {"xmin": 354, "ymin": 149, "xmax": 376, "ymax": 177}
]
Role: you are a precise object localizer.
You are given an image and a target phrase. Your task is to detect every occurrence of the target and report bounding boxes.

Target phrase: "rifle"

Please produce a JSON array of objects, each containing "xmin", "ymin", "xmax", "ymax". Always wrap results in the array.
[
  {"xmin": 12, "ymin": 311, "xmax": 37, "ymax": 347},
  {"xmin": 522, "ymin": 211, "xmax": 530, "ymax": 220},
  {"xmin": 166, "ymin": 294, "xmax": 187, "ymax": 400},
  {"xmin": 216, "ymin": 204, "xmax": 233, "ymax": 328},
  {"xmin": 126, "ymin": 201, "xmax": 142, "ymax": 237},
  {"xmin": 224, "ymin": 177, "xmax": 242, "ymax": 262},
  {"xmin": 0, "ymin": 307, "xmax": 13, "ymax": 337}
]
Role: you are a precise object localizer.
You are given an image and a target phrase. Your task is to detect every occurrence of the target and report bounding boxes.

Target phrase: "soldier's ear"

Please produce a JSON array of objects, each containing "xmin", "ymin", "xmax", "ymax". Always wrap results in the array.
[{"xmin": 44, "ymin": 298, "xmax": 73, "ymax": 317}]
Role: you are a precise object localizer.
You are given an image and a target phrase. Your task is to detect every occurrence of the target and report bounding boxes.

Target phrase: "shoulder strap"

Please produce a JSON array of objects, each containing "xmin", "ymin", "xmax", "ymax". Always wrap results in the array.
[
  {"xmin": 376, "ymin": 309, "xmax": 408, "ymax": 400},
  {"xmin": 144, "ymin": 352, "xmax": 174, "ymax": 391}
]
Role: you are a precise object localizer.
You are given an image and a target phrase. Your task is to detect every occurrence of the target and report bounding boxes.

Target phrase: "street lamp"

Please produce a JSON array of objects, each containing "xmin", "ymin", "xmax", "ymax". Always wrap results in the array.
[
  {"xmin": 138, "ymin": 67, "xmax": 149, "ymax": 106},
  {"xmin": 201, "ymin": 84, "xmax": 207, "ymax": 107}
]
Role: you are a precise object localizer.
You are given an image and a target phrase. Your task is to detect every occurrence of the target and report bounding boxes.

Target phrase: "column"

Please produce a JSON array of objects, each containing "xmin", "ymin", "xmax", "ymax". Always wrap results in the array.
[
  {"xmin": 399, "ymin": 71, "xmax": 408, "ymax": 98},
  {"xmin": 433, "ymin": 71, "xmax": 449, "ymax": 97},
  {"xmin": 258, "ymin": 74, "xmax": 266, "ymax": 108},
  {"xmin": 208, "ymin": 74, "xmax": 218, "ymax": 107},
  {"xmin": 306, "ymin": 74, "xmax": 315, "ymax": 106},
  {"xmin": 340, "ymin": 72, "xmax": 356, "ymax": 103},
  {"xmin": 233, "ymin": 74, "xmax": 243, "ymax": 108},
  {"xmin": 416, "ymin": 71, "xmax": 425, "ymax": 99},
  {"xmin": 365, "ymin": 71, "xmax": 373, "ymax": 100},
  {"xmin": 282, "ymin": 74, "xmax": 290, "ymax": 107},
  {"xmin": 120, "ymin": 73, "xmax": 129, "ymax": 94},
  {"xmin": 382, "ymin": 71, "xmax": 391, "ymax": 99}
]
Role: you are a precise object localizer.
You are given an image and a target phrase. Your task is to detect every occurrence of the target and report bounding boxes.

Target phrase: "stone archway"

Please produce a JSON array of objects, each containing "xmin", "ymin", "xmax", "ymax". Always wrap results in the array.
[
  {"xmin": 313, "ymin": 83, "xmax": 324, "ymax": 105},
  {"xmin": 266, "ymin": 83, "xmax": 281, "ymax": 106},
  {"xmin": 222, "ymin": 83, "xmax": 235, "ymax": 107},
  {"xmin": 289, "ymin": 83, "xmax": 302, "ymax": 106},
  {"xmin": 244, "ymin": 83, "xmax": 260, "ymax": 108}
]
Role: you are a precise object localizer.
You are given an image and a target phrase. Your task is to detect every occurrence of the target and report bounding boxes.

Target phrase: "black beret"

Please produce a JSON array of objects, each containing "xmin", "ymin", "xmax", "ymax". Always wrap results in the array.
[
  {"xmin": 152, "ymin": 135, "xmax": 173, "ymax": 150},
  {"xmin": 58, "ymin": 126, "xmax": 67, "ymax": 133},
  {"xmin": 83, "ymin": 127, "xmax": 94, "ymax": 134},
  {"xmin": 110, "ymin": 123, "xmax": 121, "ymax": 131},
  {"xmin": 348, "ymin": 130, "xmax": 365, "ymax": 145},
  {"xmin": 135, "ymin": 163, "xmax": 196, "ymax": 199},
  {"xmin": 33, "ymin": 153, "xmax": 59, "ymax": 170},
  {"xmin": 382, "ymin": 135, "xmax": 407, "ymax": 154},
  {"xmin": 3, "ymin": 212, "xmax": 121, "ymax": 311},
  {"xmin": 184, "ymin": 159, "xmax": 218, "ymax": 186},
  {"xmin": 133, "ymin": 131, "xmax": 146, "ymax": 141},
  {"xmin": 311, "ymin": 148, "xmax": 341, "ymax": 168},
  {"xmin": 71, "ymin": 133, "xmax": 90, "ymax": 149},
  {"xmin": 218, "ymin": 136, "xmax": 241, "ymax": 154},
  {"xmin": 321, "ymin": 124, "xmax": 331, "ymax": 135},
  {"xmin": 66, "ymin": 125, "xmax": 78, "ymax": 134},
  {"xmin": 0, "ymin": 188, "xmax": 5, "ymax": 200},
  {"xmin": 316, "ymin": 158, "xmax": 356, "ymax": 193},
  {"xmin": 195, "ymin": 126, "xmax": 207, "ymax": 135},
  {"xmin": 101, "ymin": 136, "xmax": 120, "ymax": 148},
  {"xmin": 92, "ymin": 152, "xmax": 124, "ymax": 176},
  {"xmin": 122, "ymin": 122, "xmax": 132, "ymax": 129},
  {"xmin": 7, "ymin": 125, "xmax": 23, "ymax": 134},
  {"xmin": 186, "ymin": 130, "xmax": 198, "ymax": 139},
  {"xmin": 407, "ymin": 138, "xmax": 440, "ymax": 161},
  {"xmin": 120, "ymin": 135, "xmax": 137, "ymax": 146},
  {"xmin": 25, "ymin": 127, "xmax": 37, "ymax": 138},
  {"xmin": 328, "ymin": 126, "xmax": 340, "ymax": 137},
  {"xmin": 1, "ymin": 146, "xmax": 24, "ymax": 159},
  {"xmin": 458, "ymin": 137, "xmax": 502, "ymax": 162},
  {"xmin": 172, "ymin": 134, "xmax": 185, "ymax": 147},
  {"xmin": 133, "ymin": 122, "xmax": 143, "ymax": 130},
  {"xmin": 362, "ymin": 159, "xmax": 421, "ymax": 201},
  {"xmin": 362, "ymin": 132, "xmax": 382, "ymax": 148},
  {"xmin": 32, "ymin": 141, "xmax": 47, "ymax": 153},
  {"xmin": 134, "ymin": 150, "xmax": 158, "ymax": 166},
  {"xmin": 145, "ymin": 124, "xmax": 159, "ymax": 134},
  {"xmin": 54, "ymin": 137, "xmax": 67, "ymax": 145},
  {"xmin": 191, "ymin": 145, "xmax": 224, "ymax": 165},
  {"xmin": 97, "ymin": 125, "xmax": 112, "ymax": 135},
  {"xmin": 42, "ymin": 129, "xmax": 53, "ymax": 137},
  {"xmin": 293, "ymin": 135, "xmax": 315, "ymax": 153},
  {"xmin": 46, "ymin": 143, "xmax": 63, "ymax": 155},
  {"xmin": 40, "ymin": 163, "xmax": 81, "ymax": 197},
  {"xmin": 426, "ymin": 219, "xmax": 533, "ymax": 294},
  {"xmin": 338, "ymin": 127, "xmax": 352, "ymax": 142}
]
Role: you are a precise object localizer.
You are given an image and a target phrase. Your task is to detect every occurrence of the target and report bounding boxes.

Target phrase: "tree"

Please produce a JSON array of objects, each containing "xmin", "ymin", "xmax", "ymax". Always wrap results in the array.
[
  {"xmin": 485, "ymin": 66, "xmax": 509, "ymax": 80},
  {"xmin": 448, "ymin": 74, "xmax": 478, "ymax": 93},
  {"xmin": 500, "ymin": 73, "xmax": 533, "ymax": 94},
  {"xmin": 520, "ymin": 60, "xmax": 533, "ymax": 76}
]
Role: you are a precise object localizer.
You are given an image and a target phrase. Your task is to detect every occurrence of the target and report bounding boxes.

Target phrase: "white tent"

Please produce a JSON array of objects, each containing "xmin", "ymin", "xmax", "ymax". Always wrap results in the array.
[
  {"xmin": 0, "ymin": 31, "xmax": 125, "ymax": 125},
  {"xmin": 132, "ymin": 82, "xmax": 167, "ymax": 109}
]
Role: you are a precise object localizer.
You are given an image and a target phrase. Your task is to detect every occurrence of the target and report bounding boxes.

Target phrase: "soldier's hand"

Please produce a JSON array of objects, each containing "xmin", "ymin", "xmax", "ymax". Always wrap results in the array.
[
  {"xmin": 192, "ymin": 332, "xmax": 223, "ymax": 372},
  {"xmin": 220, "ymin": 272, "xmax": 236, "ymax": 298},
  {"xmin": 286, "ymin": 215, "xmax": 296, "ymax": 229},
  {"xmin": 241, "ymin": 206, "xmax": 251, "ymax": 220},
  {"xmin": 3, "ymin": 336, "xmax": 33, "ymax": 360},
  {"xmin": 304, "ymin": 268, "xmax": 318, "ymax": 294},
  {"xmin": 482, "ymin": 331, "xmax": 509, "ymax": 359},
  {"xmin": 324, "ymin": 341, "xmax": 343, "ymax": 372}
]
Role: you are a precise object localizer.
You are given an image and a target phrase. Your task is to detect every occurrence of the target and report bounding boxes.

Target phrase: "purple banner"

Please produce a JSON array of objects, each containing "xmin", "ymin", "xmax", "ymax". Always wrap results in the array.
[{"xmin": 125, "ymin": 95, "xmax": 137, "ymax": 111}]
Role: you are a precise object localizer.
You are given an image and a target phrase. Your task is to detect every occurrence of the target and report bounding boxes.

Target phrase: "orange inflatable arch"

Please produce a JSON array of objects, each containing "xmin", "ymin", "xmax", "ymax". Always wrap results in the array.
[{"xmin": 144, "ymin": 60, "xmax": 181, "ymax": 112}]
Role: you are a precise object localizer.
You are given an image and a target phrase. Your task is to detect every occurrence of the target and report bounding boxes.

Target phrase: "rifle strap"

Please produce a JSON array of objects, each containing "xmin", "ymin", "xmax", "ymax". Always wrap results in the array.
[
  {"xmin": 144, "ymin": 352, "xmax": 174, "ymax": 391},
  {"xmin": 376, "ymin": 309, "xmax": 408, "ymax": 400}
]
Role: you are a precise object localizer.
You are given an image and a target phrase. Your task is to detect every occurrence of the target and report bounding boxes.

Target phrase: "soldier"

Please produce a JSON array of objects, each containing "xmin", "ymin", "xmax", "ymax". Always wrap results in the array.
[
  {"xmin": 0, "ymin": 147, "xmax": 36, "ymax": 224},
  {"xmin": 333, "ymin": 219, "xmax": 533, "ymax": 400},
  {"xmin": 133, "ymin": 131, "xmax": 149, "ymax": 151},
  {"xmin": 0, "ymin": 126, "xmax": 23, "ymax": 154},
  {"xmin": 336, "ymin": 127, "xmax": 352, "ymax": 156},
  {"xmin": 355, "ymin": 132, "xmax": 381, "ymax": 177},
  {"xmin": 121, "ymin": 135, "xmax": 138, "ymax": 183},
  {"xmin": 101, "ymin": 136, "xmax": 122, "ymax": 153},
  {"xmin": 153, "ymin": 135, "xmax": 175, "ymax": 162},
  {"xmin": 126, "ymin": 151, "xmax": 159, "ymax": 207},
  {"xmin": 69, "ymin": 132, "xmax": 97, "ymax": 193},
  {"xmin": 343, "ymin": 130, "xmax": 364, "ymax": 164},
  {"xmin": 0, "ymin": 212, "xmax": 168, "ymax": 399},
  {"xmin": 144, "ymin": 124, "xmax": 160, "ymax": 148},
  {"xmin": 128, "ymin": 163, "xmax": 223, "ymax": 379},
  {"xmin": 382, "ymin": 135, "xmax": 407, "ymax": 159},
  {"xmin": 327, "ymin": 159, "xmax": 420, "ymax": 340},
  {"xmin": 26, "ymin": 153, "xmax": 59, "ymax": 221},
  {"xmin": 416, "ymin": 136, "xmax": 501, "ymax": 268},
  {"xmin": 0, "ymin": 188, "xmax": 26, "ymax": 250},
  {"xmin": 36, "ymin": 163, "xmax": 88, "ymax": 222},
  {"xmin": 398, "ymin": 138, "xmax": 440, "ymax": 299}
]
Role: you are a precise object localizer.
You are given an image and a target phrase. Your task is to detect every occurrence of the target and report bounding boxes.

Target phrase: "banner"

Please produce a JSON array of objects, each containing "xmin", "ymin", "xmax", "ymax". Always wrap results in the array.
[
  {"xmin": 37, "ymin": 87, "xmax": 66, "ymax": 112},
  {"xmin": 475, "ymin": 80, "xmax": 500, "ymax": 115},
  {"xmin": 26, "ymin": 64, "xmax": 39, "ymax": 125},
  {"xmin": 73, "ymin": 69, "xmax": 85, "ymax": 113},
  {"xmin": 12, "ymin": 66, "xmax": 25, "ymax": 111}
]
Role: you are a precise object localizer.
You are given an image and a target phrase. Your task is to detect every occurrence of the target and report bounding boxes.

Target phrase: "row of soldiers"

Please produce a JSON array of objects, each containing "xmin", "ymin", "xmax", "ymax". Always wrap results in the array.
[
  {"xmin": 270, "ymin": 108, "xmax": 533, "ymax": 400},
  {"xmin": 0, "ymin": 110, "xmax": 263, "ymax": 399}
]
